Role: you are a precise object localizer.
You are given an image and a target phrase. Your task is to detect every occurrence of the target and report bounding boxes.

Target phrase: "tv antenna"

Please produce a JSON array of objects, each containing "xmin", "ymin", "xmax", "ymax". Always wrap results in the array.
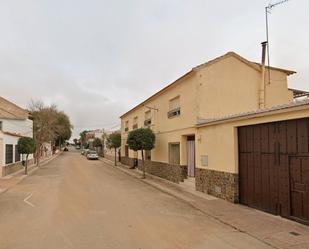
[{"xmin": 265, "ymin": 0, "xmax": 290, "ymax": 83}]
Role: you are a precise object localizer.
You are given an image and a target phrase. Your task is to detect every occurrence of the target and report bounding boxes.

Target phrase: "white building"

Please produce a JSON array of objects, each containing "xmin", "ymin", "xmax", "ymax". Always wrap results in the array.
[{"xmin": 0, "ymin": 96, "xmax": 33, "ymax": 176}]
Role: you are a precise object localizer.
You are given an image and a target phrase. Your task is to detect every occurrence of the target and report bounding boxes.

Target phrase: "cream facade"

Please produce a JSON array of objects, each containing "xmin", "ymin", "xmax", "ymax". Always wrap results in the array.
[{"xmin": 120, "ymin": 51, "xmax": 306, "ymax": 200}]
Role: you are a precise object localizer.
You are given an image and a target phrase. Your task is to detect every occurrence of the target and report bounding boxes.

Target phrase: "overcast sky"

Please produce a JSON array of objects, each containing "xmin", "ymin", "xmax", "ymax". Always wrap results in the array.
[{"xmin": 1, "ymin": 0, "xmax": 308, "ymax": 138}]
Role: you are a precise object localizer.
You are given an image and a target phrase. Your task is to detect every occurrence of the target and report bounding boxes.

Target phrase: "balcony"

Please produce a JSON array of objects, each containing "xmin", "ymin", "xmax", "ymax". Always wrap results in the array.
[{"xmin": 167, "ymin": 107, "xmax": 181, "ymax": 118}]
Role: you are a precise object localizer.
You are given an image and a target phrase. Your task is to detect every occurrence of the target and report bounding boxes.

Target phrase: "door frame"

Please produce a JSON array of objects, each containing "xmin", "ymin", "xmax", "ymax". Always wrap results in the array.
[{"xmin": 186, "ymin": 135, "xmax": 195, "ymax": 177}]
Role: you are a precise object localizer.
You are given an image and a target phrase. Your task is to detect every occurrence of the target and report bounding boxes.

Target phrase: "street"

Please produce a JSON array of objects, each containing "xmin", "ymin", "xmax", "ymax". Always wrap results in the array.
[{"xmin": 0, "ymin": 150, "xmax": 272, "ymax": 249}]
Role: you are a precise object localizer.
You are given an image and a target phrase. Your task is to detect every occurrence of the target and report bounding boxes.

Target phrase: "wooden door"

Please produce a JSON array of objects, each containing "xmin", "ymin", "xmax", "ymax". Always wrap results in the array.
[
  {"xmin": 239, "ymin": 117, "xmax": 309, "ymax": 224},
  {"xmin": 169, "ymin": 143, "xmax": 180, "ymax": 165}
]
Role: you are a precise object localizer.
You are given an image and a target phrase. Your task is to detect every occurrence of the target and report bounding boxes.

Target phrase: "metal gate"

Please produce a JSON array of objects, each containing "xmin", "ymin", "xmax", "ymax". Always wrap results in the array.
[{"xmin": 238, "ymin": 118, "xmax": 309, "ymax": 224}]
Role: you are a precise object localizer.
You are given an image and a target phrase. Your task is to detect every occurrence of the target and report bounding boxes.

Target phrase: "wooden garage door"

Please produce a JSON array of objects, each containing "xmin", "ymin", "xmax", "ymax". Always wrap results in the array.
[{"xmin": 239, "ymin": 118, "xmax": 309, "ymax": 224}]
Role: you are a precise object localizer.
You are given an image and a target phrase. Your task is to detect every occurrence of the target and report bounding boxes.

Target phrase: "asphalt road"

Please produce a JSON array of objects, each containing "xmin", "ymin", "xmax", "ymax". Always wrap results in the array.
[{"xmin": 0, "ymin": 150, "xmax": 272, "ymax": 249}]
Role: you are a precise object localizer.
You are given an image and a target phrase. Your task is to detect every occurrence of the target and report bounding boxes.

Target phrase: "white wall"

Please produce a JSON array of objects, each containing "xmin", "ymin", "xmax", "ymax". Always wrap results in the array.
[
  {"xmin": 0, "ymin": 118, "xmax": 33, "ymax": 138},
  {"xmin": 0, "ymin": 118, "xmax": 33, "ymax": 167}
]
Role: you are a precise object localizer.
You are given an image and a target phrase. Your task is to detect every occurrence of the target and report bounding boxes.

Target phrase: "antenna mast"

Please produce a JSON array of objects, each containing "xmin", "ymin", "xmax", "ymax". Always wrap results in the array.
[{"xmin": 265, "ymin": 0, "xmax": 290, "ymax": 83}]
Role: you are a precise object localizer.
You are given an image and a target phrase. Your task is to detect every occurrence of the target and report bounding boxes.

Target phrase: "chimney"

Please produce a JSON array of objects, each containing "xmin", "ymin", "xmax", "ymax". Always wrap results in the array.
[{"xmin": 259, "ymin": 41, "xmax": 268, "ymax": 109}]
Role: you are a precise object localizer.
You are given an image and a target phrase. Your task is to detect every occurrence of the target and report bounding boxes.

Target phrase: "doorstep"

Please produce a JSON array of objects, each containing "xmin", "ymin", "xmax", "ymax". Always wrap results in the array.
[{"xmin": 99, "ymin": 156, "xmax": 309, "ymax": 249}]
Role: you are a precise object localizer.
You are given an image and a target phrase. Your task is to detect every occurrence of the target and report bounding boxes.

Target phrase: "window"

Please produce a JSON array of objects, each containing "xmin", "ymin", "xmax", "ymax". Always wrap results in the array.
[
  {"xmin": 133, "ymin": 117, "xmax": 138, "ymax": 129},
  {"xmin": 145, "ymin": 150, "xmax": 151, "ymax": 160},
  {"xmin": 169, "ymin": 143, "xmax": 180, "ymax": 165},
  {"xmin": 125, "ymin": 145, "xmax": 129, "ymax": 157},
  {"xmin": 144, "ymin": 111, "xmax": 151, "ymax": 127},
  {"xmin": 125, "ymin": 121, "xmax": 129, "ymax": 132},
  {"xmin": 0, "ymin": 121, "xmax": 2, "ymax": 130},
  {"xmin": 168, "ymin": 96, "xmax": 180, "ymax": 118},
  {"xmin": 15, "ymin": 145, "xmax": 21, "ymax": 162},
  {"xmin": 5, "ymin": 144, "xmax": 13, "ymax": 164}
]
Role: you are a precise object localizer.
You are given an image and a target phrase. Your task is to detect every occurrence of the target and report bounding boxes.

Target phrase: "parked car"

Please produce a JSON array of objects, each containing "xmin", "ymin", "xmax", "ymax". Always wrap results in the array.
[
  {"xmin": 81, "ymin": 149, "xmax": 88, "ymax": 155},
  {"xmin": 76, "ymin": 145, "xmax": 81, "ymax": 149},
  {"xmin": 63, "ymin": 147, "xmax": 69, "ymax": 152},
  {"xmin": 86, "ymin": 150, "xmax": 98, "ymax": 160}
]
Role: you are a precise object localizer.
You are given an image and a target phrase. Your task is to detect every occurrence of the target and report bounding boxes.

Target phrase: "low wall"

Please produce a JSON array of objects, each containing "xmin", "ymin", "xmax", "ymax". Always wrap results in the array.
[
  {"xmin": 1, "ymin": 159, "xmax": 34, "ymax": 177},
  {"xmin": 195, "ymin": 168, "xmax": 239, "ymax": 203},
  {"xmin": 105, "ymin": 154, "xmax": 116, "ymax": 162},
  {"xmin": 120, "ymin": 156, "xmax": 135, "ymax": 167},
  {"xmin": 121, "ymin": 156, "xmax": 186, "ymax": 183}
]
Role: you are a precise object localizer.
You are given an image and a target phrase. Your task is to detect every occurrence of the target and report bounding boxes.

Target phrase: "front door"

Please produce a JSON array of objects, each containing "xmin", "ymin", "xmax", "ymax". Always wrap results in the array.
[
  {"xmin": 187, "ymin": 138, "xmax": 195, "ymax": 177},
  {"xmin": 290, "ymin": 157, "xmax": 309, "ymax": 223}
]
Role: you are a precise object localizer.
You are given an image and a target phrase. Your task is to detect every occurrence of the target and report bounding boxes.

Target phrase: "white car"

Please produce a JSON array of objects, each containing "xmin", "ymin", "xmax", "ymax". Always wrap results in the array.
[{"xmin": 86, "ymin": 150, "xmax": 98, "ymax": 160}]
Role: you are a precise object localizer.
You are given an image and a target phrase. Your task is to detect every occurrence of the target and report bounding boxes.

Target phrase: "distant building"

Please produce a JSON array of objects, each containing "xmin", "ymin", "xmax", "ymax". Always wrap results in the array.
[{"xmin": 0, "ymin": 96, "xmax": 33, "ymax": 176}]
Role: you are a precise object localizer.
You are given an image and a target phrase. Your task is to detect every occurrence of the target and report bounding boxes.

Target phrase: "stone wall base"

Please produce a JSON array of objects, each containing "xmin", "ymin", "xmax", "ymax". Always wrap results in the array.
[
  {"xmin": 105, "ymin": 154, "xmax": 116, "ymax": 162},
  {"xmin": 1, "ymin": 159, "xmax": 35, "ymax": 177},
  {"xmin": 120, "ymin": 156, "xmax": 135, "ymax": 167},
  {"xmin": 195, "ymin": 168, "xmax": 239, "ymax": 203},
  {"xmin": 121, "ymin": 157, "xmax": 186, "ymax": 183}
]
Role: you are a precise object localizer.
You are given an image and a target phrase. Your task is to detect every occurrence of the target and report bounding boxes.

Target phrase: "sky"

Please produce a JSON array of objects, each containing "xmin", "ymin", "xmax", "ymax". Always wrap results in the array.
[{"xmin": 0, "ymin": 0, "xmax": 308, "ymax": 139}]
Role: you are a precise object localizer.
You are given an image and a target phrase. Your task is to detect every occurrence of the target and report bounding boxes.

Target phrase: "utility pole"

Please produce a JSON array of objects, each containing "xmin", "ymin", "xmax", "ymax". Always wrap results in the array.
[{"xmin": 265, "ymin": 0, "xmax": 290, "ymax": 83}]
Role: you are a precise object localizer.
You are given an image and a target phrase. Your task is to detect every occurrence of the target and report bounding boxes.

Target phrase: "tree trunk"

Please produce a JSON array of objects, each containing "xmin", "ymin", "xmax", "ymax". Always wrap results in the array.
[
  {"xmin": 36, "ymin": 145, "xmax": 41, "ymax": 167},
  {"xmin": 114, "ymin": 148, "xmax": 117, "ymax": 166},
  {"xmin": 25, "ymin": 154, "xmax": 29, "ymax": 175},
  {"xmin": 142, "ymin": 150, "xmax": 145, "ymax": 179}
]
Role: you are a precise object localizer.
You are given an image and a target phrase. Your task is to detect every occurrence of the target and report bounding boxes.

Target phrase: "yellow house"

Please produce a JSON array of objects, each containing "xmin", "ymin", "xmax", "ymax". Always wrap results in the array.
[{"xmin": 120, "ymin": 45, "xmax": 309, "ymax": 223}]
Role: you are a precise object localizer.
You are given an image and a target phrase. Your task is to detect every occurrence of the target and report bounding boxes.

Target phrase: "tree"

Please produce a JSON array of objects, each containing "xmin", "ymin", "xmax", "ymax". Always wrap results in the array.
[
  {"xmin": 107, "ymin": 132, "xmax": 121, "ymax": 166},
  {"xmin": 29, "ymin": 100, "xmax": 72, "ymax": 166},
  {"xmin": 79, "ymin": 130, "xmax": 88, "ymax": 147},
  {"xmin": 54, "ymin": 111, "xmax": 72, "ymax": 148},
  {"xmin": 127, "ymin": 128, "xmax": 155, "ymax": 178},
  {"xmin": 17, "ymin": 137, "xmax": 36, "ymax": 175},
  {"xmin": 93, "ymin": 138, "xmax": 102, "ymax": 154}
]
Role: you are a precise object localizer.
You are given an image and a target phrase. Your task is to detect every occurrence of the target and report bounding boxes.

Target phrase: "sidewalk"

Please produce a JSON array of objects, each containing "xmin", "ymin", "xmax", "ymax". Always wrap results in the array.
[
  {"xmin": 0, "ymin": 152, "xmax": 62, "ymax": 195},
  {"xmin": 99, "ymin": 157, "xmax": 309, "ymax": 249}
]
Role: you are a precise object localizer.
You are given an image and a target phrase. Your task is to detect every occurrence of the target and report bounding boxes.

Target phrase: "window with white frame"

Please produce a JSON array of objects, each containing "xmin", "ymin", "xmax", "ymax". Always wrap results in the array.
[
  {"xmin": 144, "ymin": 111, "xmax": 151, "ymax": 127},
  {"xmin": 133, "ymin": 116, "xmax": 138, "ymax": 129},
  {"xmin": 124, "ymin": 120, "xmax": 129, "ymax": 132},
  {"xmin": 168, "ymin": 96, "xmax": 180, "ymax": 118}
]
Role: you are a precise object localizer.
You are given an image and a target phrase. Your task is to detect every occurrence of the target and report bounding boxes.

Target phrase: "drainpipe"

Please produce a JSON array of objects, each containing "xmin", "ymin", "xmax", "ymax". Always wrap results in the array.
[{"xmin": 259, "ymin": 41, "xmax": 267, "ymax": 109}]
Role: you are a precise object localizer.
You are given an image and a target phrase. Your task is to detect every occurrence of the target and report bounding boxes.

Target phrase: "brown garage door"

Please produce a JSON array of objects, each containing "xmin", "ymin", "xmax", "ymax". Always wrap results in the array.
[{"xmin": 238, "ymin": 118, "xmax": 309, "ymax": 224}]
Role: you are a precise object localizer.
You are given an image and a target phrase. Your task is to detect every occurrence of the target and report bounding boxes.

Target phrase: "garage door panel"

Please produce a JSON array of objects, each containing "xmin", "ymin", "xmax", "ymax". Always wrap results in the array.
[
  {"xmin": 239, "ymin": 118, "xmax": 309, "ymax": 224},
  {"xmin": 238, "ymin": 128, "xmax": 247, "ymax": 153},
  {"xmin": 246, "ymin": 127, "xmax": 254, "ymax": 152},
  {"xmin": 268, "ymin": 123, "xmax": 276, "ymax": 154},
  {"xmin": 247, "ymin": 153, "xmax": 255, "ymax": 206},
  {"xmin": 261, "ymin": 124, "xmax": 269, "ymax": 153},
  {"xmin": 239, "ymin": 153, "xmax": 248, "ymax": 204},
  {"xmin": 297, "ymin": 119, "xmax": 309, "ymax": 154},
  {"xmin": 278, "ymin": 121, "xmax": 287, "ymax": 154},
  {"xmin": 287, "ymin": 120, "xmax": 297, "ymax": 154},
  {"xmin": 253, "ymin": 153, "xmax": 262, "ymax": 207},
  {"xmin": 278, "ymin": 155, "xmax": 290, "ymax": 217},
  {"xmin": 261, "ymin": 154, "xmax": 271, "ymax": 212},
  {"xmin": 253, "ymin": 126, "xmax": 261, "ymax": 152}
]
